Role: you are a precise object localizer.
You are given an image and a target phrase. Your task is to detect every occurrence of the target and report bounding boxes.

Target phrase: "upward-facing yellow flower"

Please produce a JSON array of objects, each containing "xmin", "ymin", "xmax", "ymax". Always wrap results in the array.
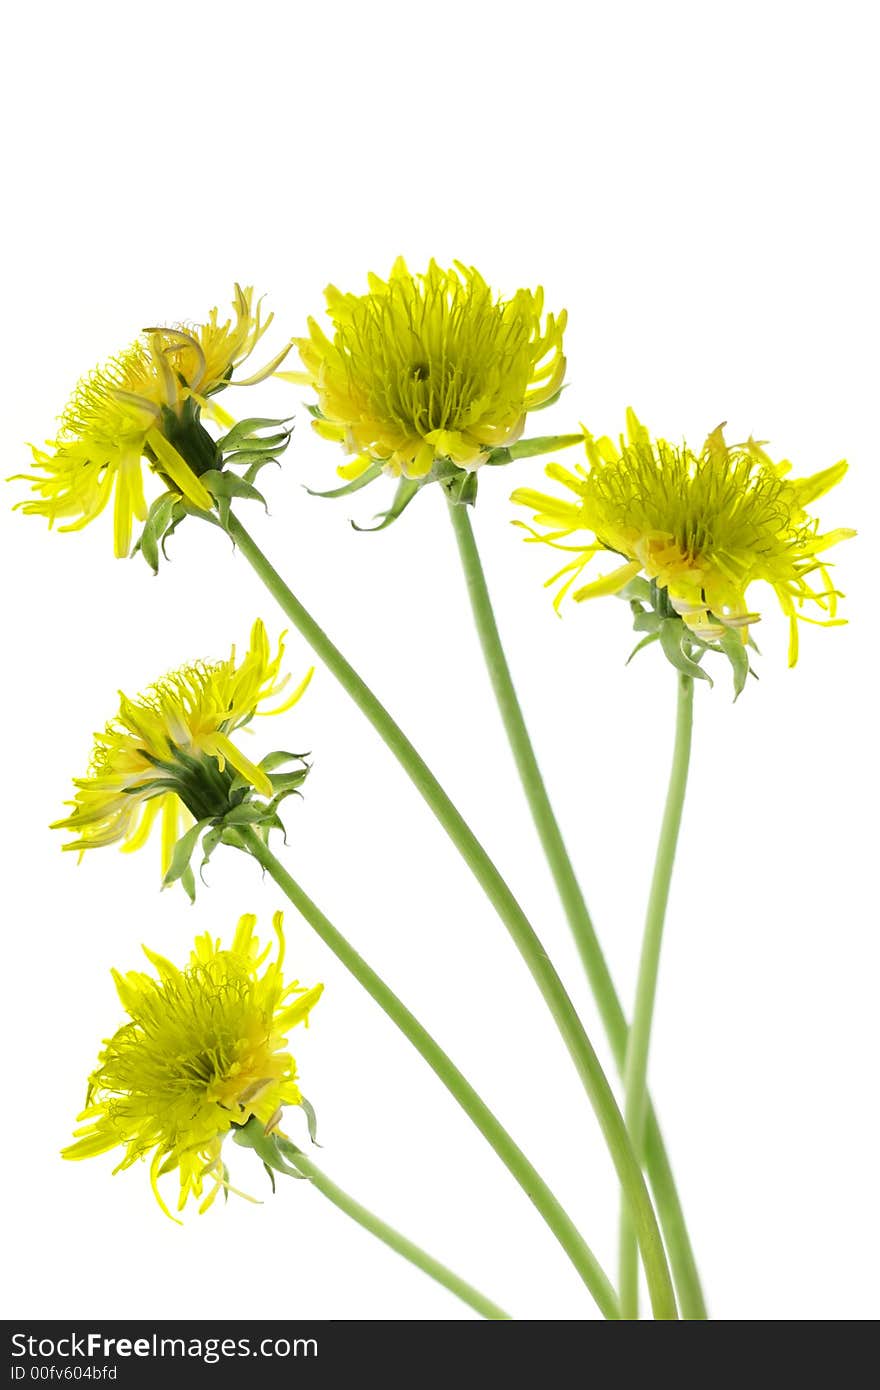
[
  {"xmin": 52, "ymin": 620, "xmax": 313, "ymax": 877},
  {"xmin": 512, "ymin": 410, "xmax": 854, "ymax": 665},
  {"xmin": 288, "ymin": 258, "xmax": 567, "ymax": 482},
  {"xmin": 15, "ymin": 286, "xmax": 291, "ymax": 557},
  {"xmin": 63, "ymin": 912, "xmax": 322, "ymax": 1219}
]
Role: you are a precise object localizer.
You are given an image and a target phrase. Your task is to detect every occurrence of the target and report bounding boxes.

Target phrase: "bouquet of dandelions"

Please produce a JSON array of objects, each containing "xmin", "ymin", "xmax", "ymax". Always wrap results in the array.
[{"xmin": 14, "ymin": 263, "xmax": 853, "ymax": 1320}]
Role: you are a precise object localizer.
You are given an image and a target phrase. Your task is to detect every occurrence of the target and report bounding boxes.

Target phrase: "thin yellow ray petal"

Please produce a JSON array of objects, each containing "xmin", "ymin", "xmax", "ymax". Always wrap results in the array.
[
  {"xmin": 113, "ymin": 459, "xmax": 133, "ymax": 558},
  {"xmin": 337, "ymin": 453, "xmax": 375, "ymax": 480},
  {"xmin": 120, "ymin": 796, "xmax": 163, "ymax": 855},
  {"xmin": 232, "ymin": 340, "xmax": 295, "ymax": 387},
  {"xmin": 275, "ymin": 370, "xmax": 313, "ymax": 385},
  {"xmin": 146, "ymin": 429, "xmax": 214, "ymax": 512},
  {"xmin": 205, "ymin": 731, "xmax": 273, "ymax": 798},
  {"xmin": 572, "ymin": 559, "xmax": 641, "ymax": 602},
  {"xmin": 150, "ymin": 1151, "xmax": 182, "ymax": 1224},
  {"xmin": 160, "ymin": 795, "xmax": 180, "ymax": 877},
  {"xmin": 275, "ymin": 982, "xmax": 324, "ymax": 1032},
  {"xmin": 257, "ymin": 666, "xmax": 314, "ymax": 718}
]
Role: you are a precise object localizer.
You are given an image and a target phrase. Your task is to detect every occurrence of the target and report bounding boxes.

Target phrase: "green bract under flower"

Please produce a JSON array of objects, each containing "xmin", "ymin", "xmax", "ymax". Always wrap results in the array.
[
  {"xmin": 52, "ymin": 620, "xmax": 313, "ymax": 897},
  {"xmin": 63, "ymin": 912, "xmax": 322, "ymax": 1219}
]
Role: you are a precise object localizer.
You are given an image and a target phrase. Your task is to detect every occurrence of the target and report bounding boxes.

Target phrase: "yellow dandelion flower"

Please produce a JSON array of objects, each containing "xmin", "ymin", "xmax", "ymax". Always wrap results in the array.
[
  {"xmin": 286, "ymin": 257, "xmax": 567, "ymax": 482},
  {"xmin": 512, "ymin": 409, "xmax": 854, "ymax": 666},
  {"xmin": 52, "ymin": 619, "xmax": 313, "ymax": 876},
  {"xmin": 63, "ymin": 911, "xmax": 323, "ymax": 1219},
  {"xmin": 15, "ymin": 286, "xmax": 291, "ymax": 557}
]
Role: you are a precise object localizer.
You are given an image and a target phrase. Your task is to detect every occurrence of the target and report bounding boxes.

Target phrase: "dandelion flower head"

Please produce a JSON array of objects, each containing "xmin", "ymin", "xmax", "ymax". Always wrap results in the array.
[
  {"xmin": 513, "ymin": 409, "xmax": 854, "ymax": 665},
  {"xmin": 289, "ymin": 257, "xmax": 567, "ymax": 483},
  {"xmin": 63, "ymin": 912, "xmax": 322, "ymax": 1218}
]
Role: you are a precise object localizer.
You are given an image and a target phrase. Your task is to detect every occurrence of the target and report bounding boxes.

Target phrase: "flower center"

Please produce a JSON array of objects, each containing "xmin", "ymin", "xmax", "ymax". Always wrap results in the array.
[{"xmin": 593, "ymin": 441, "xmax": 802, "ymax": 569}]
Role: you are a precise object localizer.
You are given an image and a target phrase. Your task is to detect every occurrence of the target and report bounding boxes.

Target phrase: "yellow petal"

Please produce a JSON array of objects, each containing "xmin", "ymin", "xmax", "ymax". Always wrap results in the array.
[
  {"xmin": 120, "ymin": 796, "xmax": 163, "ymax": 855},
  {"xmin": 275, "ymin": 982, "xmax": 324, "ymax": 1032},
  {"xmin": 338, "ymin": 453, "xmax": 375, "ymax": 480},
  {"xmin": 146, "ymin": 429, "xmax": 214, "ymax": 512},
  {"xmin": 205, "ymin": 731, "xmax": 273, "ymax": 798},
  {"xmin": 572, "ymin": 559, "xmax": 641, "ymax": 602},
  {"xmin": 160, "ymin": 795, "xmax": 180, "ymax": 877}
]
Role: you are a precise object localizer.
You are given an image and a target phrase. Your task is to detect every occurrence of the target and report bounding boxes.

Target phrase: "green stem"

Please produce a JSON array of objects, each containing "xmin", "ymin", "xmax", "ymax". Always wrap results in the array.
[
  {"xmin": 447, "ymin": 500, "xmax": 707, "ymax": 1320},
  {"xmin": 619, "ymin": 673, "xmax": 694, "ymax": 1320},
  {"xmin": 238, "ymin": 1119, "xmax": 511, "ymax": 1319},
  {"xmin": 226, "ymin": 513, "xmax": 676, "ymax": 1318},
  {"xmin": 237, "ymin": 827, "xmax": 619, "ymax": 1320}
]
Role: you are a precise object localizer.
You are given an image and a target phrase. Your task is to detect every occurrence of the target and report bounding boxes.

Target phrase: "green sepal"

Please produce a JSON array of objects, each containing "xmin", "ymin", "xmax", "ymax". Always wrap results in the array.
[
  {"xmin": 268, "ymin": 768, "xmax": 310, "ymax": 795},
  {"xmin": 132, "ymin": 492, "xmax": 213, "ymax": 572},
  {"xmin": 163, "ymin": 498, "xmax": 221, "ymax": 552},
  {"xmin": 441, "ymin": 467, "xmax": 479, "ymax": 507},
  {"xmin": 275, "ymin": 1136, "xmax": 310, "ymax": 1170},
  {"xmin": 714, "ymin": 627, "xmax": 750, "ymax": 699},
  {"xmin": 233, "ymin": 1117, "xmax": 306, "ymax": 1180},
  {"xmin": 119, "ymin": 777, "xmax": 178, "ymax": 800},
  {"xmin": 484, "ymin": 431, "xmax": 583, "ymax": 466},
  {"xmin": 215, "ymin": 416, "xmax": 294, "ymax": 455},
  {"xmin": 626, "ymin": 632, "xmax": 661, "ymax": 665},
  {"xmin": 221, "ymin": 449, "xmax": 286, "ymax": 474},
  {"xmin": 242, "ymin": 456, "xmax": 283, "ymax": 487},
  {"xmin": 200, "ymin": 470, "xmax": 268, "ymax": 508},
  {"xmin": 180, "ymin": 865, "xmax": 197, "ymax": 904},
  {"xmin": 213, "ymin": 418, "xmax": 293, "ymax": 513},
  {"xmin": 299, "ymin": 1097, "xmax": 320, "ymax": 1147},
  {"xmin": 226, "ymin": 753, "xmax": 309, "ymax": 798},
  {"xmin": 221, "ymin": 435, "xmax": 292, "ymax": 477},
  {"xmin": 198, "ymin": 825, "xmax": 224, "ymax": 875},
  {"xmin": 304, "ymin": 462, "xmax": 383, "ymax": 500},
  {"xmin": 220, "ymin": 803, "xmax": 271, "ymax": 827},
  {"xmin": 619, "ymin": 576, "xmax": 653, "ymax": 604},
  {"xmin": 225, "ymin": 432, "xmax": 292, "ymax": 457},
  {"xmin": 258, "ymin": 750, "xmax": 311, "ymax": 773},
  {"xmin": 162, "ymin": 819, "xmax": 212, "ymax": 893},
  {"xmin": 263, "ymin": 1163, "xmax": 277, "ymax": 1195},
  {"xmin": 631, "ymin": 606, "xmax": 663, "ymax": 634},
  {"xmin": 135, "ymin": 528, "xmax": 157, "ymax": 575},
  {"xmin": 252, "ymin": 810, "xmax": 289, "ymax": 841},
  {"xmin": 132, "ymin": 492, "xmax": 178, "ymax": 573},
  {"xmin": 217, "ymin": 825, "xmax": 249, "ymax": 851},
  {"xmin": 352, "ymin": 476, "xmax": 421, "ymax": 532},
  {"xmin": 620, "ymin": 580, "xmax": 757, "ymax": 695},
  {"xmin": 659, "ymin": 619, "xmax": 714, "ymax": 686}
]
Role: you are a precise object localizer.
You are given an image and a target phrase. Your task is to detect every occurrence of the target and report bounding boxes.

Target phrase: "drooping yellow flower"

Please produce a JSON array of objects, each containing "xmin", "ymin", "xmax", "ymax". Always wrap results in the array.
[
  {"xmin": 52, "ymin": 620, "xmax": 313, "ymax": 874},
  {"xmin": 15, "ymin": 286, "xmax": 291, "ymax": 557},
  {"xmin": 512, "ymin": 410, "xmax": 854, "ymax": 665},
  {"xmin": 63, "ymin": 912, "xmax": 323, "ymax": 1219},
  {"xmin": 287, "ymin": 258, "xmax": 567, "ymax": 481}
]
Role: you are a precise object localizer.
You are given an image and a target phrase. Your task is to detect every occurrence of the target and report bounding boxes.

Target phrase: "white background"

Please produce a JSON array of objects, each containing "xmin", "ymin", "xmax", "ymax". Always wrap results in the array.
[{"xmin": 2, "ymin": 1, "xmax": 877, "ymax": 1322}]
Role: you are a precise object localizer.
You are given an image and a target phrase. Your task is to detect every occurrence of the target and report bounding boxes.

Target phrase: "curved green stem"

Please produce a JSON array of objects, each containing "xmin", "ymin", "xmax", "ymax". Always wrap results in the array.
[
  {"xmin": 619, "ymin": 673, "xmax": 694, "ymax": 1320},
  {"xmin": 237, "ymin": 828, "xmax": 619, "ymax": 1319},
  {"xmin": 237, "ymin": 1118, "xmax": 510, "ymax": 1319},
  {"xmin": 226, "ymin": 513, "xmax": 676, "ymax": 1319},
  {"xmin": 447, "ymin": 499, "xmax": 707, "ymax": 1320}
]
